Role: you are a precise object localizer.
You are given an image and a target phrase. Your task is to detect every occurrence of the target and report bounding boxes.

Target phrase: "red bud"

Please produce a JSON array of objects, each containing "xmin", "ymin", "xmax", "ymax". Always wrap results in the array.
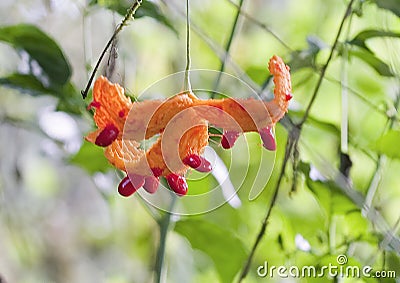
[
  {"xmin": 221, "ymin": 130, "xmax": 240, "ymax": 149},
  {"xmin": 118, "ymin": 174, "xmax": 145, "ymax": 197},
  {"xmin": 166, "ymin": 174, "xmax": 188, "ymax": 196},
  {"xmin": 143, "ymin": 176, "xmax": 159, "ymax": 194},
  {"xmin": 259, "ymin": 127, "xmax": 276, "ymax": 151},
  {"xmin": 95, "ymin": 124, "xmax": 119, "ymax": 147},
  {"xmin": 183, "ymin": 154, "xmax": 212, "ymax": 172}
]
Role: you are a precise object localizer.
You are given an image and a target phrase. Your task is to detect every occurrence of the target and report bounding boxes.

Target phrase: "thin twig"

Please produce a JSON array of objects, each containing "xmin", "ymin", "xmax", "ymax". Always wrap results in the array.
[
  {"xmin": 237, "ymin": 130, "xmax": 298, "ymax": 282},
  {"xmin": 299, "ymin": 0, "xmax": 355, "ymax": 126},
  {"xmin": 81, "ymin": 0, "xmax": 142, "ymax": 99},
  {"xmin": 183, "ymin": 0, "xmax": 191, "ymax": 91},
  {"xmin": 154, "ymin": 195, "xmax": 177, "ymax": 283},
  {"xmin": 211, "ymin": 0, "xmax": 244, "ymax": 98},
  {"xmin": 225, "ymin": 0, "xmax": 292, "ymax": 51}
]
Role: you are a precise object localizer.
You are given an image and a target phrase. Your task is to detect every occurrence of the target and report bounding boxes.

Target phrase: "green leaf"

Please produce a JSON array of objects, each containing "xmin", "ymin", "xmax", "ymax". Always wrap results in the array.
[
  {"xmin": 374, "ymin": 0, "xmax": 400, "ymax": 17},
  {"xmin": 0, "ymin": 24, "xmax": 71, "ymax": 86},
  {"xmin": 0, "ymin": 73, "xmax": 52, "ymax": 96},
  {"xmin": 0, "ymin": 74, "xmax": 84, "ymax": 115},
  {"xmin": 136, "ymin": 1, "xmax": 177, "ymax": 33},
  {"xmin": 372, "ymin": 130, "xmax": 400, "ymax": 159},
  {"xmin": 386, "ymin": 251, "xmax": 400, "ymax": 277},
  {"xmin": 349, "ymin": 29, "xmax": 400, "ymax": 51},
  {"xmin": 288, "ymin": 35, "xmax": 325, "ymax": 72},
  {"xmin": 56, "ymin": 82, "xmax": 86, "ymax": 115},
  {"xmin": 289, "ymin": 111, "xmax": 340, "ymax": 137},
  {"xmin": 245, "ymin": 66, "xmax": 269, "ymax": 86},
  {"xmin": 349, "ymin": 48, "xmax": 394, "ymax": 77},
  {"xmin": 174, "ymin": 219, "xmax": 247, "ymax": 283},
  {"xmin": 70, "ymin": 141, "xmax": 112, "ymax": 174},
  {"xmin": 299, "ymin": 162, "xmax": 358, "ymax": 215},
  {"xmin": 90, "ymin": 0, "xmax": 177, "ymax": 34}
]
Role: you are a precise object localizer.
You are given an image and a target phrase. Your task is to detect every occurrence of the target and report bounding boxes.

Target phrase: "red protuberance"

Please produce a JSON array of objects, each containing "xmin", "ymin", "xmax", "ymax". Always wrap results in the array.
[
  {"xmin": 166, "ymin": 174, "xmax": 188, "ymax": 196},
  {"xmin": 183, "ymin": 154, "xmax": 212, "ymax": 173},
  {"xmin": 95, "ymin": 124, "xmax": 119, "ymax": 147},
  {"xmin": 221, "ymin": 130, "xmax": 240, "ymax": 149},
  {"xmin": 143, "ymin": 176, "xmax": 159, "ymax": 194},
  {"xmin": 151, "ymin": 167, "xmax": 163, "ymax": 178},
  {"xmin": 87, "ymin": 100, "xmax": 101, "ymax": 110},
  {"xmin": 285, "ymin": 93, "xmax": 293, "ymax": 101},
  {"xmin": 118, "ymin": 110, "xmax": 125, "ymax": 118},
  {"xmin": 118, "ymin": 175, "xmax": 145, "ymax": 197},
  {"xmin": 259, "ymin": 127, "xmax": 276, "ymax": 151}
]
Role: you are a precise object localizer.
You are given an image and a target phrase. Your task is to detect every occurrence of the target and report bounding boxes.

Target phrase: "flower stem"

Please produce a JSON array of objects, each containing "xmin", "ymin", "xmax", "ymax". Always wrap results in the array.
[
  {"xmin": 183, "ymin": 0, "xmax": 191, "ymax": 92},
  {"xmin": 154, "ymin": 195, "xmax": 177, "ymax": 283}
]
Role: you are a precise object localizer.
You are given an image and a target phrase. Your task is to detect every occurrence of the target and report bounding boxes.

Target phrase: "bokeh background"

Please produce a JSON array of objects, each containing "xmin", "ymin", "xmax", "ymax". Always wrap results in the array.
[{"xmin": 0, "ymin": 0, "xmax": 399, "ymax": 282}]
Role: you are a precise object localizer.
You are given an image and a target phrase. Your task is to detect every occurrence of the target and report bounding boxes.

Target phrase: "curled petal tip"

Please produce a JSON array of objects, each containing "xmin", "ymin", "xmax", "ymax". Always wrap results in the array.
[
  {"xmin": 221, "ymin": 131, "xmax": 240, "ymax": 149},
  {"xmin": 166, "ymin": 173, "xmax": 188, "ymax": 196},
  {"xmin": 95, "ymin": 124, "xmax": 119, "ymax": 147},
  {"xmin": 118, "ymin": 175, "xmax": 145, "ymax": 197},
  {"xmin": 183, "ymin": 154, "xmax": 212, "ymax": 172},
  {"xmin": 143, "ymin": 176, "xmax": 159, "ymax": 194},
  {"xmin": 259, "ymin": 127, "xmax": 276, "ymax": 151}
]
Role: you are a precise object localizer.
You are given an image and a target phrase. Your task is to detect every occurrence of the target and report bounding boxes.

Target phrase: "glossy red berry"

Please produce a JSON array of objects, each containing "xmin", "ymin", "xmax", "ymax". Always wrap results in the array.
[
  {"xmin": 143, "ymin": 176, "xmax": 159, "ymax": 194},
  {"xmin": 166, "ymin": 174, "xmax": 188, "ymax": 196},
  {"xmin": 118, "ymin": 174, "xmax": 145, "ymax": 197},
  {"xmin": 259, "ymin": 127, "xmax": 276, "ymax": 151},
  {"xmin": 221, "ymin": 130, "xmax": 240, "ymax": 149},
  {"xmin": 183, "ymin": 154, "xmax": 212, "ymax": 172},
  {"xmin": 95, "ymin": 124, "xmax": 119, "ymax": 147}
]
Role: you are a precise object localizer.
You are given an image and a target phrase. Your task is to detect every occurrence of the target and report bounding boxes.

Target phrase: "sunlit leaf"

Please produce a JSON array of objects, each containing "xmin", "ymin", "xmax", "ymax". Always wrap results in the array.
[
  {"xmin": 374, "ymin": 0, "xmax": 400, "ymax": 17},
  {"xmin": 136, "ymin": 1, "xmax": 177, "ymax": 33},
  {"xmin": 299, "ymin": 162, "xmax": 358, "ymax": 215},
  {"xmin": 349, "ymin": 48, "xmax": 394, "ymax": 77},
  {"xmin": 245, "ymin": 66, "xmax": 268, "ymax": 85},
  {"xmin": 0, "ymin": 74, "xmax": 84, "ymax": 114},
  {"xmin": 372, "ymin": 130, "xmax": 400, "ymax": 159},
  {"xmin": 349, "ymin": 29, "xmax": 400, "ymax": 51},
  {"xmin": 56, "ymin": 82, "xmax": 86, "ymax": 115},
  {"xmin": 386, "ymin": 252, "xmax": 400, "ymax": 276},
  {"xmin": 288, "ymin": 35, "xmax": 326, "ymax": 72},
  {"xmin": 0, "ymin": 73, "xmax": 51, "ymax": 96},
  {"xmin": 90, "ymin": 0, "xmax": 177, "ymax": 34},
  {"xmin": 289, "ymin": 111, "xmax": 340, "ymax": 137},
  {"xmin": 0, "ymin": 24, "xmax": 71, "ymax": 86},
  {"xmin": 70, "ymin": 141, "xmax": 112, "ymax": 174},
  {"xmin": 174, "ymin": 219, "xmax": 247, "ymax": 283}
]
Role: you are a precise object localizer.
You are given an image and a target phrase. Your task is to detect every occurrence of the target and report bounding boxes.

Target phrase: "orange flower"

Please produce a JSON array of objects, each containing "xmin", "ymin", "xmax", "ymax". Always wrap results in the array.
[{"xmin": 86, "ymin": 55, "xmax": 292, "ymax": 197}]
